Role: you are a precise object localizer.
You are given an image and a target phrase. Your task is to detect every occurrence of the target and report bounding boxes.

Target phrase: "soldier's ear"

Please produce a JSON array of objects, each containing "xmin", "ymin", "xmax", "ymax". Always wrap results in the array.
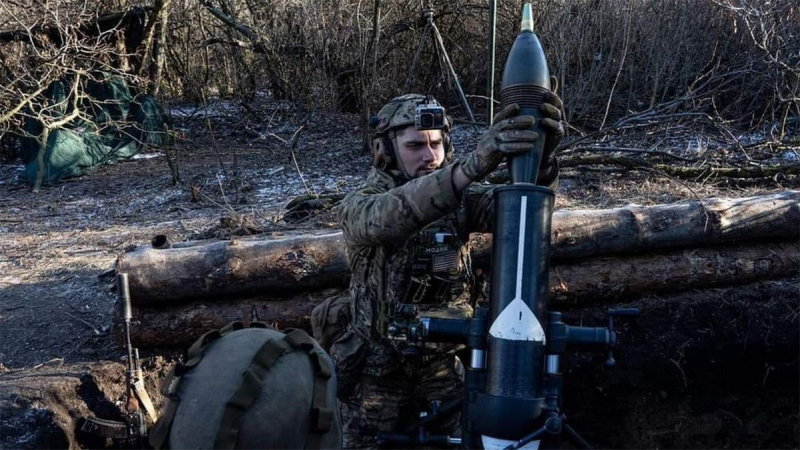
[
  {"xmin": 372, "ymin": 139, "xmax": 384, "ymax": 169},
  {"xmin": 372, "ymin": 138, "xmax": 393, "ymax": 170}
]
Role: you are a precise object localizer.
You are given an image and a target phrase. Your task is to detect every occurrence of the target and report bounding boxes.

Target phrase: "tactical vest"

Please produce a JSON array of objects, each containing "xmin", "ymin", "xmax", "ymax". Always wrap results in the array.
[
  {"xmin": 376, "ymin": 213, "xmax": 474, "ymax": 341},
  {"xmin": 402, "ymin": 219, "xmax": 469, "ymax": 304}
]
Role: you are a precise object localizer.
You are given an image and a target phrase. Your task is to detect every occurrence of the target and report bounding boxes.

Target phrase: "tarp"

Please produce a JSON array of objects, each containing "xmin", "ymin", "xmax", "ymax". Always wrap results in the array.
[{"xmin": 20, "ymin": 72, "xmax": 168, "ymax": 185}]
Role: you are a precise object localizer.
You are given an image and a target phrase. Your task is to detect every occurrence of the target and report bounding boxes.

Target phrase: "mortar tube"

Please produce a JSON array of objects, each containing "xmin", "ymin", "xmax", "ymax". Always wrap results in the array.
[{"xmin": 474, "ymin": 185, "xmax": 554, "ymax": 441}]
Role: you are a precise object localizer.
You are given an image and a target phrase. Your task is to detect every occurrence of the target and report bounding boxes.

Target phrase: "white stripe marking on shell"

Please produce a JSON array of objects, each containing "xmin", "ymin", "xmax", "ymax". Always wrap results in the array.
[{"xmin": 488, "ymin": 196, "xmax": 546, "ymax": 342}]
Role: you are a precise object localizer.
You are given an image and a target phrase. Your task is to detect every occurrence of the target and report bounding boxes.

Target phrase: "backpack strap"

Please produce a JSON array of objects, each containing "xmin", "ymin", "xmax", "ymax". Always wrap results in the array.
[
  {"xmin": 213, "ymin": 331, "xmax": 294, "ymax": 449},
  {"xmin": 283, "ymin": 330, "xmax": 334, "ymax": 449},
  {"xmin": 314, "ymin": 296, "xmax": 337, "ymax": 342},
  {"xmin": 149, "ymin": 322, "xmax": 247, "ymax": 449}
]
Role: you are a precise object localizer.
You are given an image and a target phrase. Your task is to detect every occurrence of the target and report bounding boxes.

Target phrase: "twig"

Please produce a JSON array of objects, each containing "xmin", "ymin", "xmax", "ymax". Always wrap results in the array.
[
  {"xmin": 650, "ymin": 168, "xmax": 706, "ymax": 203},
  {"xmin": 288, "ymin": 125, "xmax": 313, "ymax": 196},
  {"xmin": 65, "ymin": 312, "xmax": 101, "ymax": 335},
  {"xmin": 198, "ymin": 189, "xmax": 236, "ymax": 215},
  {"xmin": 216, "ymin": 173, "xmax": 234, "ymax": 212},
  {"xmin": 263, "ymin": 132, "xmax": 287, "ymax": 144},
  {"xmin": 762, "ymin": 364, "xmax": 773, "ymax": 386},
  {"xmin": 599, "ymin": 1, "xmax": 631, "ymax": 129},
  {"xmin": 717, "ymin": 409, "xmax": 744, "ymax": 426},
  {"xmin": 670, "ymin": 358, "xmax": 688, "ymax": 387},
  {"xmin": 201, "ymin": 90, "xmax": 227, "ymax": 177},
  {"xmin": 30, "ymin": 358, "xmax": 64, "ymax": 371}
]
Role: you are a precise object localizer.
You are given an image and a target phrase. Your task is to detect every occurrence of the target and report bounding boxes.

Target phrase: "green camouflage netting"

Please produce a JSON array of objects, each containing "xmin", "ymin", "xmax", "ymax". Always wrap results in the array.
[{"xmin": 20, "ymin": 72, "xmax": 169, "ymax": 185}]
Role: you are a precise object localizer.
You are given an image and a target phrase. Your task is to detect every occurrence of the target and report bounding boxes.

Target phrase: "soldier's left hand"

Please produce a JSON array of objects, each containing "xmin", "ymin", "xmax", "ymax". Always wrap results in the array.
[{"xmin": 540, "ymin": 75, "xmax": 565, "ymax": 168}]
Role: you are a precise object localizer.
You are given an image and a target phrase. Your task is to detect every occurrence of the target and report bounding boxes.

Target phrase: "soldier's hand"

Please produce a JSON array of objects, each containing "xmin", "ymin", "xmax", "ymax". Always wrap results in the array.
[
  {"xmin": 539, "ymin": 75, "xmax": 565, "ymax": 182},
  {"xmin": 460, "ymin": 104, "xmax": 540, "ymax": 181}
]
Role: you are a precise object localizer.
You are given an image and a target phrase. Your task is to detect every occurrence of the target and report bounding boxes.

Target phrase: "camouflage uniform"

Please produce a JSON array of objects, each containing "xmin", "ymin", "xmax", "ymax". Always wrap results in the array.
[
  {"xmin": 333, "ymin": 162, "xmax": 556, "ymax": 448},
  {"xmin": 330, "ymin": 90, "xmax": 561, "ymax": 448}
]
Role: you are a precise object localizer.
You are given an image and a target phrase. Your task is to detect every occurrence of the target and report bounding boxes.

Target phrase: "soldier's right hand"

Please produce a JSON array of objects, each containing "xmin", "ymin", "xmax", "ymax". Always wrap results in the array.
[{"xmin": 460, "ymin": 104, "xmax": 539, "ymax": 181}]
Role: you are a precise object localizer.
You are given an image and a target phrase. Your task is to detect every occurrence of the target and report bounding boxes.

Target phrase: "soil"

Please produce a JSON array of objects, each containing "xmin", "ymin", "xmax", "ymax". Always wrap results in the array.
[
  {"xmin": 560, "ymin": 280, "xmax": 799, "ymax": 449},
  {"xmin": 1, "ymin": 96, "xmax": 798, "ymax": 449}
]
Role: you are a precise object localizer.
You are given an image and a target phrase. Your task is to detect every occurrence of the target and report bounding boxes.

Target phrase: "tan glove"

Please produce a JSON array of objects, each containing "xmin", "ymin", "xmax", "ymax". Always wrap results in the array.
[
  {"xmin": 462, "ymin": 76, "xmax": 566, "ymax": 183},
  {"xmin": 460, "ymin": 104, "xmax": 540, "ymax": 182},
  {"xmin": 538, "ymin": 76, "xmax": 565, "ymax": 184}
]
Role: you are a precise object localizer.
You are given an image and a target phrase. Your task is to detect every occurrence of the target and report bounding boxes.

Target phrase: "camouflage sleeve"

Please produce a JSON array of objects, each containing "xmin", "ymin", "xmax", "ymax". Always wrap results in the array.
[
  {"xmin": 339, "ymin": 164, "xmax": 462, "ymax": 246},
  {"xmin": 465, "ymin": 161, "xmax": 559, "ymax": 233},
  {"xmin": 464, "ymin": 183, "xmax": 497, "ymax": 233}
]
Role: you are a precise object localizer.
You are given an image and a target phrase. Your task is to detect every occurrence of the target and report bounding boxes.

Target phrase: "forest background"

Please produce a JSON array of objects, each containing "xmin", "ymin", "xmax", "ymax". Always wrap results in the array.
[{"xmin": 1, "ymin": 0, "xmax": 798, "ymax": 161}]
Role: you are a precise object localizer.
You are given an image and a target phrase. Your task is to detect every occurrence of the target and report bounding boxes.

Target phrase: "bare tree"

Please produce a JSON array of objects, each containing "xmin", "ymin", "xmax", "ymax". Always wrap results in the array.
[{"xmin": 0, "ymin": 1, "xmax": 173, "ymax": 190}]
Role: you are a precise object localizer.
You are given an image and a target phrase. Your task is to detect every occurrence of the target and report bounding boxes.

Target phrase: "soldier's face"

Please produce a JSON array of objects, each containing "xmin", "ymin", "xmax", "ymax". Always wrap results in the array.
[{"xmin": 395, "ymin": 127, "xmax": 445, "ymax": 178}]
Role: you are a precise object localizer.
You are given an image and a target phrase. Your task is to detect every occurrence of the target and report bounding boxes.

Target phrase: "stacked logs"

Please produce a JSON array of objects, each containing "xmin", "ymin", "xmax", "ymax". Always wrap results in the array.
[{"xmin": 116, "ymin": 191, "xmax": 800, "ymax": 348}]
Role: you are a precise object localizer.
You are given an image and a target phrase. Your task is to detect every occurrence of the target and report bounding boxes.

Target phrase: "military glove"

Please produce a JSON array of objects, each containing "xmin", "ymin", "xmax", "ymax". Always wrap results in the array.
[
  {"xmin": 461, "ymin": 76, "xmax": 566, "ymax": 183},
  {"xmin": 460, "ymin": 104, "xmax": 540, "ymax": 182},
  {"xmin": 538, "ymin": 75, "xmax": 566, "ymax": 184}
]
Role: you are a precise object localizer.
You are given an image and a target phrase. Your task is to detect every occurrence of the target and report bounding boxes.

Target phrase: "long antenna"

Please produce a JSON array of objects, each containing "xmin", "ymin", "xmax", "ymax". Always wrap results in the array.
[
  {"xmin": 487, "ymin": 0, "xmax": 498, "ymax": 125},
  {"xmin": 118, "ymin": 273, "xmax": 135, "ymax": 373}
]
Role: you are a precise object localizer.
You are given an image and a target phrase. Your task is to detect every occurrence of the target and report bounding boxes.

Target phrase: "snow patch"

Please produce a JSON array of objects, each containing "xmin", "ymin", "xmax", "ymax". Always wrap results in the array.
[
  {"xmin": 169, "ymin": 100, "xmax": 240, "ymax": 118},
  {"xmin": 131, "ymin": 152, "xmax": 164, "ymax": 160}
]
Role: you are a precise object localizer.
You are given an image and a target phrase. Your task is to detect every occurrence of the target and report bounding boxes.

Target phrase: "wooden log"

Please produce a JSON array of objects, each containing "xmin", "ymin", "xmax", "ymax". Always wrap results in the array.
[
  {"xmin": 547, "ymin": 190, "xmax": 799, "ymax": 261},
  {"xmin": 118, "ymin": 232, "xmax": 350, "ymax": 306},
  {"xmin": 123, "ymin": 241, "xmax": 798, "ymax": 348},
  {"xmin": 548, "ymin": 241, "xmax": 798, "ymax": 302},
  {"xmin": 121, "ymin": 290, "xmax": 344, "ymax": 349},
  {"xmin": 117, "ymin": 191, "xmax": 800, "ymax": 306},
  {"xmin": 488, "ymin": 156, "xmax": 800, "ymax": 180}
]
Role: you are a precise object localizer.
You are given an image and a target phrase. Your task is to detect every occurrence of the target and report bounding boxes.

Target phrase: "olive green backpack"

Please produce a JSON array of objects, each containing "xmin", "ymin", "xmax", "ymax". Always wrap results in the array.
[{"xmin": 149, "ymin": 322, "xmax": 341, "ymax": 449}]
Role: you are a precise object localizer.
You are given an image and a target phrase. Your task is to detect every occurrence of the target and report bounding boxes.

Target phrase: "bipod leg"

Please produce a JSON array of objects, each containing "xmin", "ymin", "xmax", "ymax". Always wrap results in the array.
[
  {"xmin": 404, "ymin": 23, "xmax": 432, "ymax": 92},
  {"xmin": 377, "ymin": 398, "xmax": 462, "ymax": 448},
  {"xmin": 563, "ymin": 423, "xmax": 593, "ymax": 450},
  {"xmin": 429, "ymin": 21, "xmax": 478, "ymax": 131}
]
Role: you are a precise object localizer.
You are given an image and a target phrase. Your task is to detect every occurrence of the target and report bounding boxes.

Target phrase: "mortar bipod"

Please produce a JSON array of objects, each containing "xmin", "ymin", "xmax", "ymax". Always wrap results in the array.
[{"xmin": 380, "ymin": 307, "xmax": 639, "ymax": 448}]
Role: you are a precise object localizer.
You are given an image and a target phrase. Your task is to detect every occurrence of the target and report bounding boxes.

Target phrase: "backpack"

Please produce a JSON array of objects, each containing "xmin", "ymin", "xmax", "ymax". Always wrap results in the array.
[{"xmin": 149, "ymin": 322, "xmax": 341, "ymax": 449}]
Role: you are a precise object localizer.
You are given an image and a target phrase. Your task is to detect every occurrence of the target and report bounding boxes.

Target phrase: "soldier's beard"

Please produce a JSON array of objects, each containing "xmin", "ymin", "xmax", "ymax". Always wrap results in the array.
[{"xmin": 415, "ymin": 164, "xmax": 441, "ymax": 178}]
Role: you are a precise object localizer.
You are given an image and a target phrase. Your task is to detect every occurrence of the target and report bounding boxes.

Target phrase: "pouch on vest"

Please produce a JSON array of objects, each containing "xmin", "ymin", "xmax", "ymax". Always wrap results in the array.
[{"xmin": 311, "ymin": 295, "xmax": 353, "ymax": 353}]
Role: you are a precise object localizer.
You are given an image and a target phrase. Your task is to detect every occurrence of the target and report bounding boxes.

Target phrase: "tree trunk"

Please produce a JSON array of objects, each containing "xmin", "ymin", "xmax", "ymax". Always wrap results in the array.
[
  {"xmin": 547, "ymin": 190, "xmax": 799, "ymax": 261},
  {"xmin": 148, "ymin": 0, "xmax": 171, "ymax": 95},
  {"xmin": 488, "ymin": 157, "xmax": 800, "ymax": 180},
  {"xmin": 548, "ymin": 241, "xmax": 798, "ymax": 303},
  {"xmin": 117, "ymin": 192, "xmax": 800, "ymax": 306},
  {"xmin": 120, "ymin": 241, "xmax": 798, "ymax": 348}
]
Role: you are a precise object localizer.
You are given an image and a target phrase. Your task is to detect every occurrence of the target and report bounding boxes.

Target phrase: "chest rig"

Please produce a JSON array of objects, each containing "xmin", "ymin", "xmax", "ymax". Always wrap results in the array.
[
  {"xmin": 375, "ymin": 215, "xmax": 474, "ymax": 349},
  {"xmin": 404, "ymin": 222, "xmax": 465, "ymax": 304}
]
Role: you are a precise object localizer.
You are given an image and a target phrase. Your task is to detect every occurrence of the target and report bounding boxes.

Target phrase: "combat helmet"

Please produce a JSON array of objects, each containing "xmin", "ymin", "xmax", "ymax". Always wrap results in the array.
[
  {"xmin": 150, "ymin": 323, "xmax": 341, "ymax": 449},
  {"xmin": 372, "ymin": 94, "xmax": 455, "ymax": 179}
]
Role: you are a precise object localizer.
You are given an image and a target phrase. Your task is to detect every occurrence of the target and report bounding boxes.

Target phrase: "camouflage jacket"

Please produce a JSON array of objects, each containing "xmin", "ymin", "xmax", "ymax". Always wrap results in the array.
[
  {"xmin": 339, "ymin": 163, "xmax": 508, "ymax": 350},
  {"xmin": 337, "ymin": 160, "xmax": 558, "ymax": 380}
]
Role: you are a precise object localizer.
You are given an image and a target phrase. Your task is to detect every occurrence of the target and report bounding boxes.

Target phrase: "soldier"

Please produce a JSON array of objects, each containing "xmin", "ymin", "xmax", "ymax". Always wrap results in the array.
[{"xmin": 333, "ymin": 89, "xmax": 564, "ymax": 448}]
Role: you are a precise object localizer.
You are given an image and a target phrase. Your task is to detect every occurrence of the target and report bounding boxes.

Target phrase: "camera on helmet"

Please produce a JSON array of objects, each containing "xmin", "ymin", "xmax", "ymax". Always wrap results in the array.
[{"xmin": 415, "ymin": 102, "xmax": 446, "ymax": 131}]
